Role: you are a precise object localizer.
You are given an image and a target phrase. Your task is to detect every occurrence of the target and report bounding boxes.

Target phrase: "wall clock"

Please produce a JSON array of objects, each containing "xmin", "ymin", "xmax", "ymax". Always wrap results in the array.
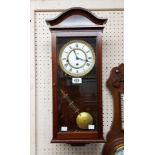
[
  {"xmin": 46, "ymin": 7, "xmax": 107, "ymax": 145},
  {"xmin": 102, "ymin": 63, "xmax": 124, "ymax": 154}
]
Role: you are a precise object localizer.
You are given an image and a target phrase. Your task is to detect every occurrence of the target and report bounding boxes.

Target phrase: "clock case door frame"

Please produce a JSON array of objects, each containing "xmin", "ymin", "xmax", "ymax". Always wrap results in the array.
[{"xmin": 51, "ymin": 31, "xmax": 104, "ymax": 144}]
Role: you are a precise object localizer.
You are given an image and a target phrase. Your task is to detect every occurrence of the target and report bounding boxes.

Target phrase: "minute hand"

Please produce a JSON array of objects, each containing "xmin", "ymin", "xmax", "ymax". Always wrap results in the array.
[{"xmin": 73, "ymin": 50, "xmax": 78, "ymax": 59}]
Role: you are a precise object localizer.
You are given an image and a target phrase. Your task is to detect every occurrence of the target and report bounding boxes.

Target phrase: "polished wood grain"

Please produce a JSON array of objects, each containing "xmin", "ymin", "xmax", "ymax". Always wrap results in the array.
[
  {"xmin": 46, "ymin": 7, "xmax": 107, "ymax": 144},
  {"xmin": 52, "ymin": 32, "xmax": 105, "ymax": 144},
  {"xmin": 102, "ymin": 63, "xmax": 124, "ymax": 155},
  {"xmin": 46, "ymin": 7, "xmax": 107, "ymax": 27}
]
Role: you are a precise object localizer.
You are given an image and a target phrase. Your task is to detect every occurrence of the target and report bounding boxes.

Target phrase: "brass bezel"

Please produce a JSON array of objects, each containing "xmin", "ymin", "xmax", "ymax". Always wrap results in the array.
[{"xmin": 59, "ymin": 40, "xmax": 95, "ymax": 77}]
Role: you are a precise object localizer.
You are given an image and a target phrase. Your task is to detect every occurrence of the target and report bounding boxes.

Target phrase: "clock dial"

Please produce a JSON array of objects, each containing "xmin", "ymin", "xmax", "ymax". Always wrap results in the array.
[
  {"xmin": 114, "ymin": 146, "xmax": 124, "ymax": 155},
  {"xmin": 59, "ymin": 40, "xmax": 95, "ymax": 77},
  {"xmin": 115, "ymin": 149, "xmax": 124, "ymax": 155}
]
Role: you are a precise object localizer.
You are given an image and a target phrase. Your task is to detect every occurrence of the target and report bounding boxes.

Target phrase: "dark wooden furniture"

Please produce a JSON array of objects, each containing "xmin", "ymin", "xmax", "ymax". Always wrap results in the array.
[
  {"xmin": 46, "ymin": 7, "xmax": 107, "ymax": 145},
  {"xmin": 102, "ymin": 63, "xmax": 124, "ymax": 154}
]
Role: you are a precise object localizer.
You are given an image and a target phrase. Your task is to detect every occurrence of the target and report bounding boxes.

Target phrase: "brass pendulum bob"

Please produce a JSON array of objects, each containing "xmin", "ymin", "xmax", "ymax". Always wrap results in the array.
[
  {"xmin": 76, "ymin": 112, "xmax": 93, "ymax": 129},
  {"xmin": 60, "ymin": 89, "xmax": 93, "ymax": 129}
]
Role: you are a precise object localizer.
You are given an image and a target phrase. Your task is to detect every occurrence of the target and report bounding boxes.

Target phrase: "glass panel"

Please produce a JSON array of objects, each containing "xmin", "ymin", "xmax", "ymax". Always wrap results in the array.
[{"xmin": 56, "ymin": 37, "xmax": 97, "ymax": 132}]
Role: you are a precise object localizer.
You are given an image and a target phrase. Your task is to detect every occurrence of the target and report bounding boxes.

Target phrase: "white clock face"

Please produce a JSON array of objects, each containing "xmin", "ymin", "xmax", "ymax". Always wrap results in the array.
[
  {"xmin": 59, "ymin": 40, "xmax": 95, "ymax": 77},
  {"xmin": 114, "ymin": 147, "xmax": 124, "ymax": 155},
  {"xmin": 115, "ymin": 150, "xmax": 124, "ymax": 155}
]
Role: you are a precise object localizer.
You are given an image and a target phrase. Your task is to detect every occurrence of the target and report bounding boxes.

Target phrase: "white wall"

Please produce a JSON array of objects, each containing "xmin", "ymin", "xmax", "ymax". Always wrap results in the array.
[{"xmin": 31, "ymin": 0, "xmax": 123, "ymax": 10}]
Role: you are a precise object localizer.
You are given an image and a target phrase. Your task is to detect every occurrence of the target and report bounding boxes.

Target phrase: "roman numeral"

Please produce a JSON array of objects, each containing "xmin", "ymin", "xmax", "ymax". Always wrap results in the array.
[
  {"xmin": 62, "ymin": 58, "xmax": 67, "ymax": 60},
  {"xmin": 86, "ymin": 63, "xmax": 90, "ymax": 66},
  {"xmin": 64, "ymin": 64, "xmax": 68, "ymax": 67}
]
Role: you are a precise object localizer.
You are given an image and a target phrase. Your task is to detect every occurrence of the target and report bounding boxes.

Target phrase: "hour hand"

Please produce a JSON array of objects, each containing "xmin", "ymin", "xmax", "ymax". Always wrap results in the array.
[
  {"xmin": 78, "ymin": 57, "xmax": 92, "ymax": 63},
  {"xmin": 77, "ymin": 57, "xmax": 85, "ymax": 61}
]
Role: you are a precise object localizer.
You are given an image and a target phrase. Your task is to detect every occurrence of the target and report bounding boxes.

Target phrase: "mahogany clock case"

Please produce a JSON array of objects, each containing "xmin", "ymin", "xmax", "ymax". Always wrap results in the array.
[{"xmin": 46, "ymin": 7, "xmax": 108, "ymax": 144}]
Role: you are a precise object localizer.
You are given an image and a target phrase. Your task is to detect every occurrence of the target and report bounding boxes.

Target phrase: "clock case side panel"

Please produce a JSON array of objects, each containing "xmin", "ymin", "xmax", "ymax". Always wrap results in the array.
[
  {"xmin": 51, "ymin": 31, "xmax": 105, "ymax": 144},
  {"xmin": 51, "ymin": 33, "xmax": 59, "ymax": 140},
  {"xmin": 96, "ymin": 33, "xmax": 104, "ymax": 139}
]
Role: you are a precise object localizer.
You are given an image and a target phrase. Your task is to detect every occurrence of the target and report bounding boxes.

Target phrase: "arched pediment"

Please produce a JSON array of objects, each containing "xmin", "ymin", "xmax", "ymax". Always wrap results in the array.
[{"xmin": 46, "ymin": 7, "xmax": 107, "ymax": 28}]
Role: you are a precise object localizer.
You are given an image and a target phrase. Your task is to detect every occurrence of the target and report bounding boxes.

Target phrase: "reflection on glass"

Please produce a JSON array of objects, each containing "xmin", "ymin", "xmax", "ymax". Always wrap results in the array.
[{"xmin": 57, "ymin": 37, "xmax": 98, "ymax": 132}]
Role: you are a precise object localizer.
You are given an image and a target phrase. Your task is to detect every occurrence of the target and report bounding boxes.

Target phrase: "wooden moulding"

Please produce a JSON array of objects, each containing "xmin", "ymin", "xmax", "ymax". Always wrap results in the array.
[{"xmin": 46, "ymin": 7, "xmax": 107, "ymax": 28}]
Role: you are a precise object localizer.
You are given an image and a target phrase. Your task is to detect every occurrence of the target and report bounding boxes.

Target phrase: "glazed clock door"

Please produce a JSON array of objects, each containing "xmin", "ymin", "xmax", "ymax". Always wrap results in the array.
[
  {"xmin": 57, "ymin": 37, "xmax": 98, "ymax": 133},
  {"xmin": 50, "ymin": 32, "xmax": 105, "ymax": 143},
  {"xmin": 46, "ymin": 7, "xmax": 107, "ymax": 144}
]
